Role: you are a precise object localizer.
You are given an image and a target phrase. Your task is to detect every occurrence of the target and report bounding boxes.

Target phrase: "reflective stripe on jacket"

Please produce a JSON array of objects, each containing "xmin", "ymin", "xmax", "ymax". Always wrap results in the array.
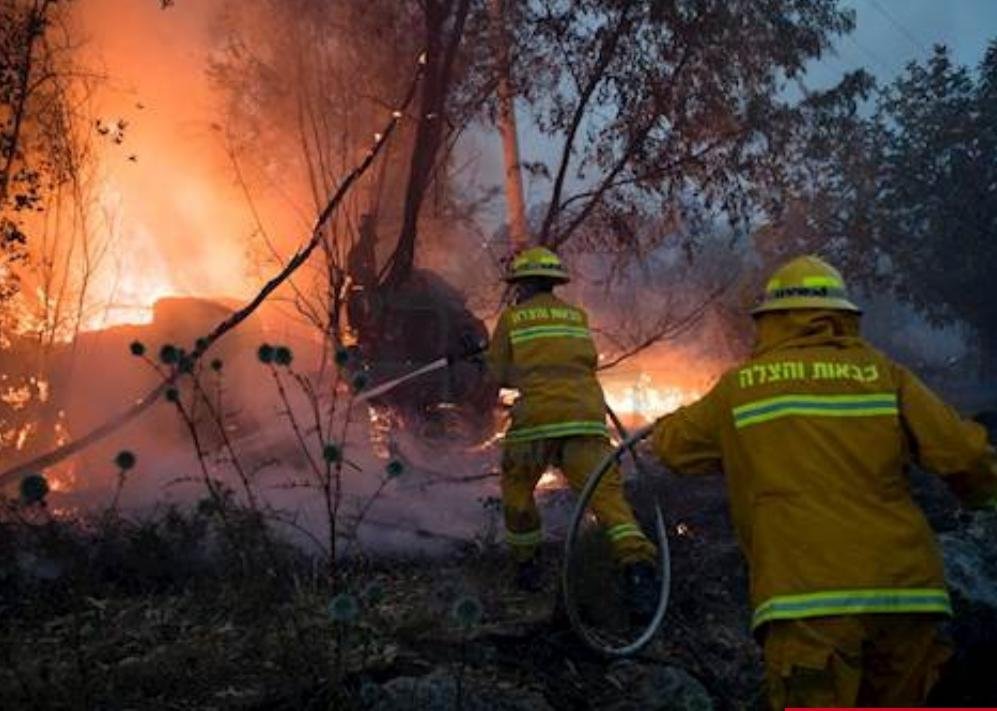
[
  {"xmin": 651, "ymin": 309, "xmax": 997, "ymax": 631},
  {"xmin": 486, "ymin": 293, "xmax": 608, "ymax": 442}
]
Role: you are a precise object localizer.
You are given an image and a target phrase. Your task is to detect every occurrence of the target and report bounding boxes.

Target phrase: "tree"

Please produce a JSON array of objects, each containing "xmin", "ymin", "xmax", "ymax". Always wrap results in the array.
[
  {"xmin": 492, "ymin": 0, "xmax": 861, "ymax": 260},
  {"xmin": 2, "ymin": 0, "xmax": 109, "ymax": 340},
  {"xmin": 1, "ymin": 0, "xmax": 116, "ymax": 464},
  {"xmin": 212, "ymin": 0, "xmax": 482, "ymax": 331},
  {"xmin": 792, "ymin": 42, "xmax": 997, "ymax": 373},
  {"xmin": 212, "ymin": 0, "xmax": 499, "ymax": 436},
  {"xmin": 876, "ymin": 43, "xmax": 997, "ymax": 370},
  {"xmin": 1, "ymin": 0, "xmax": 59, "ymax": 317}
]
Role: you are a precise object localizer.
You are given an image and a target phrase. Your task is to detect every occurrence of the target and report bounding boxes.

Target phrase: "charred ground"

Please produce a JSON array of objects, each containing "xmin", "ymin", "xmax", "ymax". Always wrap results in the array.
[{"xmin": 4, "ymin": 448, "xmax": 997, "ymax": 710}]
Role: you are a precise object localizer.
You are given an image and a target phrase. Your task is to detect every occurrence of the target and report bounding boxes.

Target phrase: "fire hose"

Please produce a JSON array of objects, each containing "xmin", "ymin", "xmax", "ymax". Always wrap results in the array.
[
  {"xmin": 350, "ymin": 340, "xmax": 486, "ymax": 404},
  {"xmin": 281, "ymin": 339, "xmax": 674, "ymax": 655},
  {"xmin": 358, "ymin": 351, "xmax": 672, "ymax": 656},
  {"xmin": 562, "ymin": 416, "xmax": 671, "ymax": 657}
]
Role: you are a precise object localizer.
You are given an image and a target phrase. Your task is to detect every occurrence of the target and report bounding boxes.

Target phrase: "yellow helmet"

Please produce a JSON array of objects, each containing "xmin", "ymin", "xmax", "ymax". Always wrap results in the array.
[
  {"xmin": 752, "ymin": 255, "xmax": 860, "ymax": 315},
  {"xmin": 505, "ymin": 246, "xmax": 570, "ymax": 284}
]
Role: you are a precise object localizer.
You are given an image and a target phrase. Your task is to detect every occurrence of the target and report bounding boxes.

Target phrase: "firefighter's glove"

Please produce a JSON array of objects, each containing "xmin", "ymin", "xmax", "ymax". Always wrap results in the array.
[
  {"xmin": 637, "ymin": 416, "xmax": 666, "ymax": 460},
  {"xmin": 447, "ymin": 333, "xmax": 487, "ymax": 366}
]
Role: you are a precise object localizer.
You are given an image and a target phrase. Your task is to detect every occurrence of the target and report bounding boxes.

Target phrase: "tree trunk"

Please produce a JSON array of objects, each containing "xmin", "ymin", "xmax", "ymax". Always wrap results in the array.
[
  {"xmin": 382, "ymin": 0, "xmax": 471, "ymax": 290},
  {"xmin": 489, "ymin": 0, "xmax": 528, "ymax": 252}
]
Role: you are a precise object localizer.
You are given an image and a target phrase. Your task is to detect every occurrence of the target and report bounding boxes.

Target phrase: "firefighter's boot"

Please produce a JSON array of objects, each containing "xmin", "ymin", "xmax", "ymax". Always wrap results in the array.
[
  {"xmin": 623, "ymin": 561, "xmax": 658, "ymax": 623},
  {"xmin": 515, "ymin": 555, "xmax": 544, "ymax": 593}
]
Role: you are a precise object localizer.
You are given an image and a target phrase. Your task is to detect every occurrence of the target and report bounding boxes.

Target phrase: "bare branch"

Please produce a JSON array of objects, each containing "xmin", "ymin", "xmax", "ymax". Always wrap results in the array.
[
  {"xmin": 596, "ymin": 285, "xmax": 727, "ymax": 371},
  {"xmin": 539, "ymin": 6, "xmax": 633, "ymax": 245}
]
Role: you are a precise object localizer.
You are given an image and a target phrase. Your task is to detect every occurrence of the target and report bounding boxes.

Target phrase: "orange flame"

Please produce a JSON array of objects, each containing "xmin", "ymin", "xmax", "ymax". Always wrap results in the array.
[{"xmin": 602, "ymin": 371, "xmax": 701, "ymax": 425}]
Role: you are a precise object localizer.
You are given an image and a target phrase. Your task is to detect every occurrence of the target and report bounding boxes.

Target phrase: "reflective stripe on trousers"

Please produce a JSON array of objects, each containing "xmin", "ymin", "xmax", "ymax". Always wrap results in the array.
[
  {"xmin": 753, "ymin": 588, "xmax": 952, "ymax": 629},
  {"xmin": 501, "ymin": 436, "xmax": 657, "ymax": 566},
  {"xmin": 506, "ymin": 528, "xmax": 542, "ymax": 547},
  {"xmin": 606, "ymin": 522, "xmax": 648, "ymax": 543}
]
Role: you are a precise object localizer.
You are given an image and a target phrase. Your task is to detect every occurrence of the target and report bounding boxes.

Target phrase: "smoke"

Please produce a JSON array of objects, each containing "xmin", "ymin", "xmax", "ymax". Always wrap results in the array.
[{"xmin": 38, "ymin": 297, "xmax": 504, "ymax": 556}]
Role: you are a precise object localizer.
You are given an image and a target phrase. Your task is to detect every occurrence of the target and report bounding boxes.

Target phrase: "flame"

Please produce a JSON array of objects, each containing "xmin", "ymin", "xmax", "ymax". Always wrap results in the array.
[
  {"xmin": 1, "ymin": 382, "xmax": 33, "ymax": 410},
  {"xmin": 46, "ymin": 462, "xmax": 78, "ymax": 493},
  {"xmin": 82, "ymin": 225, "xmax": 185, "ymax": 331},
  {"xmin": 537, "ymin": 469, "xmax": 561, "ymax": 491},
  {"xmin": 602, "ymin": 371, "xmax": 701, "ymax": 424},
  {"xmin": 367, "ymin": 404, "xmax": 396, "ymax": 460},
  {"xmin": 75, "ymin": 182, "xmax": 188, "ymax": 331}
]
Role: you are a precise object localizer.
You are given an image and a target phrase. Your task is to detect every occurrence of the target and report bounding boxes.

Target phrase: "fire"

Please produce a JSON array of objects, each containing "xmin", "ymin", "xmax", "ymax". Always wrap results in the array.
[
  {"xmin": 602, "ymin": 371, "xmax": 701, "ymax": 424},
  {"xmin": 77, "ymin": 183, "xmax": 187, "ymax": 332},
  {"xmin": 537, "ymin": 469, "xmax": 561, "ymax": 491},
  {"xmin": 45, "ymin": 462, "xmax": 78, "ymax": 493},
  {"xmin": 367, "ymin": 404, "xmax": 397, "ymax": 460},
  {"xmin": 82, "ymin": 226, "xmax": 185, "ymax": 331}
]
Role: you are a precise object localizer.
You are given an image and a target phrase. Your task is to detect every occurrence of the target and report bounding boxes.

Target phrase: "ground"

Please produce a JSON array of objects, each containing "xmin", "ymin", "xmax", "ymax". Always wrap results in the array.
[{"xmin": 2, "ymin": 456, "xmax": 997, "ymax": 710}]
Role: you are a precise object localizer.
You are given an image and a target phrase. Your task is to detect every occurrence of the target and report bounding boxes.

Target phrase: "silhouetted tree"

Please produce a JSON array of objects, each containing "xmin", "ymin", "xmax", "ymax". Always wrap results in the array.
[
  {"xmin": 790, "ymin": 42, "xmax": 997, "ymax": 372},
  {"xmin": 490, "ymin": 0, "xmax": 862, "ymax": 259}
]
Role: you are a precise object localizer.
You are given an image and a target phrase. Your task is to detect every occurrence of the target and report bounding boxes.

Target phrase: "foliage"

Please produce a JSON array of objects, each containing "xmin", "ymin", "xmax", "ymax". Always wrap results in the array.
[
  {"xmin": 485, "ymin": 0, "xmax": 862, "ymax": 259},
  {"xmin": 0, "ymin": 0, "xmax": 57, "ymax": 307},
  {"xmin": 875, "ymin": 43, "xmax": 997, "ymax": 362},
  {"xmin": 1, "ymin": 0, "xmax": 109, "ymax": 333},
  {"xmin": 786, "ymin": 41, "xmax": 997, "ymax": 368},
  {"xmin": 0, "ymin": 0, "xmax": 126, "ymax": 475}
]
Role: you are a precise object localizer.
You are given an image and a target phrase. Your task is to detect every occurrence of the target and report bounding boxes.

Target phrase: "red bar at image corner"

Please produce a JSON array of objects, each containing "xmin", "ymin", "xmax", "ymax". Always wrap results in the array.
[{"xmin": 786, "ymin": 708, "xmax": 997, "ymax": 710}]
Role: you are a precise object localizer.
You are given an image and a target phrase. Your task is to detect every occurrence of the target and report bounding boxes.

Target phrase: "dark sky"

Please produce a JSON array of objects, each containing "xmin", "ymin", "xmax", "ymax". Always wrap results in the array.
[
  {"xmin": 808, "ymin": 0, "xmax": 996, "ymax": 87},
  {"xmin": 510, "ymin": 1, "xmax": 997, "ymax": 211}
]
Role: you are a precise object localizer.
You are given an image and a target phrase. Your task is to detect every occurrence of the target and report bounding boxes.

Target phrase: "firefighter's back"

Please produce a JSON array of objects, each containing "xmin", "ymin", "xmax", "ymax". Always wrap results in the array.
[
  {"xmin": 499, "ymin": 292, "xmax": 607, "ymax": 442},
  {"xmin": 651, "ymin": 254, "xmax": 997, "ymax": 709},
  {"xmin": 719, "ymin": 320, "xmax": 948, "ymax": 627}
]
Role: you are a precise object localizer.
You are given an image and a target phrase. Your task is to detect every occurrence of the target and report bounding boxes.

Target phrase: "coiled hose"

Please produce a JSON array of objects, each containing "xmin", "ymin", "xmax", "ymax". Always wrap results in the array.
[{"xmin": 561, "ymin": 421, "xmax": 671, "ymax": 657}]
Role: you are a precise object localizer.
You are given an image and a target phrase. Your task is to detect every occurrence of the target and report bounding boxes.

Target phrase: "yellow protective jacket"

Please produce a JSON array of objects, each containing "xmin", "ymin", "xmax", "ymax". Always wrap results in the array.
[
  {"xmin": 486, "ymin": 292, "xmax": 608, "ymax": 443},
  {"xmin": 651, "ymin": 309, "xmax": 997, "ymax": 632}
]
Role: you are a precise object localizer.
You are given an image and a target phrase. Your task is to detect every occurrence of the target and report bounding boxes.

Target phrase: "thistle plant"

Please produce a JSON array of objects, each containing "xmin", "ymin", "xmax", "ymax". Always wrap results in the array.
[
  {"xmin": 344, "ymin": 459, "xmax": 405, "ymax": 557},
  {"xmin": 19, "ymin": 473, "xmax": 49, "ymax": 506},
  {"xmin": 363, "ymin": 582, "xmax": 386, "ymax": 607},
  {"xmin": 159, "ymin": 344, "xmax": 179, "ymax": 365},
  {"xmin": 109, "ymin": 450, "xmax": 137, "ymax": 515},
  {"xmin": 451, "ymin": 595, "xmax": 483, "ymax": 710},
  {"xmin": 257, "ymin": 343, "xmax": 275, "ymax": 364},
  {"xmin": 273, "ymin": 346, "xmax": 293, "ymax": 367},
  {"xmin": 328, "ymin": 592, "xmax": 360, "ymax": 683},
  {"xmin": 129, "ymin": 340, "xmax": 234, "ymax": 540}
]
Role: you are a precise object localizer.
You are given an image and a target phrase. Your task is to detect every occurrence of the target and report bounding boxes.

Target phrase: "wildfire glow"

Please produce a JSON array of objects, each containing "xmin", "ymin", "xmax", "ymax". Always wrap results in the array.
[
  {"xmin": 77, "ymin": 185, "xmax": 188, "ymax": 331},
  {"xmin": 86, "ymin": 241, "xmax": 184, "ymax": 330},
  {"xmin": 537, "ymin": 469, "xmax": 561, "ymax": 491},
  {"xmin": 602, "ymin": 371, "xmax": 701, "ymax": 423},
  {"xmin": 46, "ymin": 463, "xmax": 78, "ymax": 493}
]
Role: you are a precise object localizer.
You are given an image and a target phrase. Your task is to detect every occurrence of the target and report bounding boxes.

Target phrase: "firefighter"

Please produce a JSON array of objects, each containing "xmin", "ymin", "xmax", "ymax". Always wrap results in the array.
[
  {"xmin": 484, "ymin": 246, "xmax": 658, "ymax": 608},
  {"xmin": 647, "ymin": 255, "xmax": 997, "ymax": 708}
]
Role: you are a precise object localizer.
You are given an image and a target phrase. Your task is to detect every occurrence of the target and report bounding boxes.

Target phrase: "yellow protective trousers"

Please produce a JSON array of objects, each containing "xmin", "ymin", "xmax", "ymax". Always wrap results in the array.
[
  {"xmin": 500, "ymin": 435, "xmax": 657, "ymax": 566},
  {"xmin": 763, "ymin": 614, "xmax": 951, "ymax": 710}
]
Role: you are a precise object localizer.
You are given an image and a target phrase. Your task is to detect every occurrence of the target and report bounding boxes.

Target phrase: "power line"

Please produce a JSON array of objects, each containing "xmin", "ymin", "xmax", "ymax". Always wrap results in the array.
[
  {"xmin": 845, "ymin": 33, "xmax": 898, "ymax": 76},
  {"xmin": 867, "ymin": 0, "xmax": 932, "ymax": 56}
]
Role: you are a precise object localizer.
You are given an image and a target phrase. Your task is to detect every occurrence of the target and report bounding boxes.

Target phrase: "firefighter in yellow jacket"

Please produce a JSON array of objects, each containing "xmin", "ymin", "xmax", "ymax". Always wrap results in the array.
[
  {"xmin": 649, "ymin": 255, "xmax": 997, "ymax": 708},
  {"xmin": 485, "ymin": 247, "xmax": 658, "ymax": 606}
]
